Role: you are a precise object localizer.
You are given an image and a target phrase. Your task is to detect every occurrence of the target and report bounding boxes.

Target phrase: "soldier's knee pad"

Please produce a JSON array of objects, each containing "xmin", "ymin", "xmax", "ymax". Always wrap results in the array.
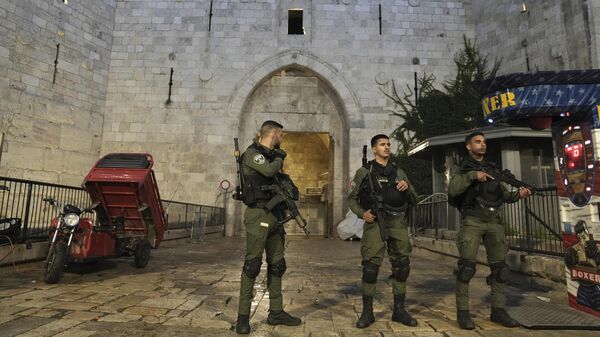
[
  {"xmin": 267, "ymin": 258, "xmax": 287, "ymax": 277},
  {"xmin": 243, "ymin": 257, "xmax": 262, "ymax": 279},
  {"xmin": 362, "ymin": 261, "xmax": 380, "ymax": 284},
  {"xmin": 489, "ymin": 261, "xmax": 509, "ymax": 283},
  {"xmin": 391, "ymin": 257, "xmax": 410, "ymax": 282},
  {"xmin": 455, "ymin": 259, "xmax": 476, "ymax": 283}
]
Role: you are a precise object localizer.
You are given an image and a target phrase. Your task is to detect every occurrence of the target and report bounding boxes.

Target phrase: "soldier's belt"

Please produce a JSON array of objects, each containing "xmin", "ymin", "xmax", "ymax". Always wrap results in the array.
[
  {"xmin": 462, "ymin": 208, "xmax": 500, "ymax": 220},
  {"xmin": 385, "ymin": 210, "xmax": 405, "ymax": 217}
]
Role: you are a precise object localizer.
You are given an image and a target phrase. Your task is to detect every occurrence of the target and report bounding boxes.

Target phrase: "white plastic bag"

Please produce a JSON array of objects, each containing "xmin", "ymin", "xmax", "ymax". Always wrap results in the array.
[{"xmin": 336, "ymin": 210, "xmax": 364, "ymax": 240}]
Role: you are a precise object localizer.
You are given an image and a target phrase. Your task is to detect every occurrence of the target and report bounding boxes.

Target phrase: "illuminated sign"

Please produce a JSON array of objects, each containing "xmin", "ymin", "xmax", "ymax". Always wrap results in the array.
[
  {"xmin": 482, "ymin": 91, "xmax": 516, "ymax": 116},
  {"xmin": 565, "ymin": 141, "xmax": 584, "ymax": 173}
]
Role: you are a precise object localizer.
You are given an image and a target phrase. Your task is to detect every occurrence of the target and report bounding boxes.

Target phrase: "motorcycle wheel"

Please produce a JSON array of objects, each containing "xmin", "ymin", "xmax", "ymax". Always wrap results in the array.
[
  {"xmin": 43, "ymin": 241, "xmax": 68, "ymax": 284},
  {"xmin": 134, "ymin": 239, "xmax": 151, "ymax": 268}
]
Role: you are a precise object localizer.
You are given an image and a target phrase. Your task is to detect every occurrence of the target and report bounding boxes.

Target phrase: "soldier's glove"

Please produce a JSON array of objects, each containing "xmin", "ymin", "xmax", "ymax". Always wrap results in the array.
[{"xmin": 273, "ymin": 148, "xmax": 287, "ymax": 160}]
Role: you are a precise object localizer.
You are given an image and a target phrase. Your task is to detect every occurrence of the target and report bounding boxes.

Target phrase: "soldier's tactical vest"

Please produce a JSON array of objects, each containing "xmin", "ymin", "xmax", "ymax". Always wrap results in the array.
[
  {"xmin": 460, "ymin": 157, "xmax": 504, "ymax": 209},
  {"xmin": 358, "ymin": 160, "xmax": 408, "ymax": 213},
  {"xmin": 241, "ymin": 142, "xmax": 276, "ymax": 206}
]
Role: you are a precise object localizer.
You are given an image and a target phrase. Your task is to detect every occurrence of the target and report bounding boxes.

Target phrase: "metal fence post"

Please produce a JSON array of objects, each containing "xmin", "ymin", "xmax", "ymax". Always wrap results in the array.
[
  {"xmin": 200, "ymin": 209, "xmax": 207, "ymax": 242},
  {"xmin": 524, "ymin": 198, "xmax": 532, "ymax": 254},
  {"xmin": 21, "ymin": 183, "xmax": 33, "ymax": 244},
  {"xmin": 185, "ymin": 204, "xmax": 189, "ymax": 229}
]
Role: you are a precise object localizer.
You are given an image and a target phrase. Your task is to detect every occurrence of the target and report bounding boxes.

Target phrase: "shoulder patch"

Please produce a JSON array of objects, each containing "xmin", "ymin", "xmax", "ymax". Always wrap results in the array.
[{"xmin": 253, "ymin": 154, "xmax": 266, "ymax": 165}]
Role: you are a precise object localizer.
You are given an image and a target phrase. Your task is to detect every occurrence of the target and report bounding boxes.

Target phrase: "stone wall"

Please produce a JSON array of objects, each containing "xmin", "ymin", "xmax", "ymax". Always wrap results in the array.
[
  {"xmin": 0, "ymin": 0, "xmax": 116, "ymax": 185},
  {"xmin": 4, "ymin": 0, "xmax": 599, "ymax": 235},
  {"xmin": 473, "ymin": 0, "xmax": 594, "ymax": 74},
  {"xmin": 100, "ymin": 0, "xmax": 475, "ymax": 231}
]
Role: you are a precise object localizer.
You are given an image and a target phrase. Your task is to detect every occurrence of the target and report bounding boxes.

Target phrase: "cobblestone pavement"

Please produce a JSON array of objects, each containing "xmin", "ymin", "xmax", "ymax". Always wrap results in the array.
[{"xmin": 1, "ymin": 237, "xmax": 599, "ymax": 337}]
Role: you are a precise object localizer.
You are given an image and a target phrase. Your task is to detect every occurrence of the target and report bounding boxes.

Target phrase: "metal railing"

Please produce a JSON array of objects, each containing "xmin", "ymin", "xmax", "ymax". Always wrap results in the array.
[
  {"xmin": 409, "ymin": 187, "xmax": 563, "ymax": 256},
  {"xmin": 0, "ymin": 176, "xmax": 225, "ymax": 245},
  {"xmin": 162, "ymin": 200, "xmax": 225, "ymax": 237}
]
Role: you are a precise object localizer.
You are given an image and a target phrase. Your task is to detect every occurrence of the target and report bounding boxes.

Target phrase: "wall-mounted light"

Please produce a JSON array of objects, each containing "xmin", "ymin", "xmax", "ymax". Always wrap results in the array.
[
  {"xmin": 520, "ymin": 2, "xmax": 528, "ymax": 13},
  {"xmin": 63, "ymin": 0, "xmax": 69, "ymax": 4}
]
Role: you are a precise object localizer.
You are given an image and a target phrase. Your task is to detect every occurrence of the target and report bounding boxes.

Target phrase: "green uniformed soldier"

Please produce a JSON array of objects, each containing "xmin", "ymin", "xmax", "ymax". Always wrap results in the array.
[
  {"xmin": 448, "ymin": 131, "xmax": 531, "ymax": 330},
  {"xmin": 348, "ymin": 134, "xmax": 419, "ymax": 328},
  {"xmin": 235, "ymin": 121, "xmax": 301, "ymax": 334}
]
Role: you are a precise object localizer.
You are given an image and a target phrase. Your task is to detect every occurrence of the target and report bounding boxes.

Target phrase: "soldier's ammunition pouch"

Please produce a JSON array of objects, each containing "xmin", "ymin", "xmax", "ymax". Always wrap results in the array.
[
  {"xmin": 242, "ymin": 174, "xmax": 274, "ymax": 207},
  {"xmin": 455, "ymin": 259, "xmax": 476, "ymax": 283},
  {"xmin": 475, "ymin": 180, "xmax": 504, "ymax": 208}
]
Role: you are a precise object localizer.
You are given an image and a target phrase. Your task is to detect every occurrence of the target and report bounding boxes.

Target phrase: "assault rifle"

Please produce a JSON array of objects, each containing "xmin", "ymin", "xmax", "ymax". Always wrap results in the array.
[
  {"xmin": 232, "ymin": 138, "xmax": 244, "ymax": 201},
  {"xmin": 462, "ymin": 160, "xmax": 540, "ymax": 195},
  {"xmin": 363, "ymin": 145, "xmax": 388, "ymax": 241},
  {"xmin": 263, "ymin": 173, "xmax": 310, "ymax": 237}
]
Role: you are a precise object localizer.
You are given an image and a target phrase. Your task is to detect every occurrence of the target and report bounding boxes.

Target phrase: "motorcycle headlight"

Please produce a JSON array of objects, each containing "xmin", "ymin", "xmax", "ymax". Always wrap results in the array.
[{"xmin": 63, "ymin": 213, "xmax": 80, "ymax": 227}]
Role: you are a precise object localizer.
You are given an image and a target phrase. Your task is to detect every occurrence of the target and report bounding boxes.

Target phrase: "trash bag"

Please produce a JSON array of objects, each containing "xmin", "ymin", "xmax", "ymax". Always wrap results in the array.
[{"xmin": 336, "ymin": 210, "xmax": 364, "ymax": 240}]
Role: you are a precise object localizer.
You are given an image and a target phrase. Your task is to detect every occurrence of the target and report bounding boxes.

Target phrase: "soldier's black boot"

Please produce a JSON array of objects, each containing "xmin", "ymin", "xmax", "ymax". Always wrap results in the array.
[
  {"xmin": 267, "ymin": 310, "xmax": 301, "ymax": 326},
  {"xmin": 490, "ymin": 307, "xmax": 518, "ymax": 327},
  {"xmin": 457, "ymin": 310, "xmax": 475, "ymax": 330},
  {"xmin": 356, "ymin": 296, "xmax": 375, "ymax": 328},
  {"xmin": 235, "ymin": 314, "xmax": 250, "ymax": 334},
  {"xmin": 391, "ymin": 295, "xmax": 417, "ymax": 326}
]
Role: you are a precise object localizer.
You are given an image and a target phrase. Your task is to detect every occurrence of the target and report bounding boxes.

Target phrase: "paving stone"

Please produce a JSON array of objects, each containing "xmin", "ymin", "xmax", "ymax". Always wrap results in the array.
[
  {"xmin": 102, "ymin": 295, "xmax": 147, "ymax": 310},
  {"xmin": 0, "ymin": 288, "xmax": 32, "ymax": 297},
  {"xmin": 411, "ymin": 332, "xmax": 445, "ymax": 337},
  {"xmin": 61, "ymin": 311, "xmax": 104, "ymax": 321},
  {"xmin": 190, "ymin": 318, "xmax": 232, "ymax": 329},
  {"xmin": 474, "ymin": 317, "xmax": 509, "ymax": 330},
  {"xmin": 12, "ymin": 288, "xmax": 67, "ymax": 300},
  {"xmin": 444, "ymin": 330, "xmax": 484, "ymax": 337},
  {"xmin": 272, "ymin": 324, "xmax": 305, "ymax": 335},
  {"xmin": 141, "ymin": 315, "xmax": 170, "ymax": 324},
  {"xmin": 0, "ymin": 305, "xmax": 29, "ymax": 315},
  {"xmin": 0, "ymin": 238, "xmax": 589, "ymax": 337},
  {"xmin": 0, "ymin": 315, "xmax": 18, "ymax": 325},
  {"xmin": 389, "ymin": 320, "xmax": 435, "ymax": 333},
  {"xmin": 166, "ymin": 309, "xmax": 185, "ymax": 317},
  {"xmin": 337, "ymin": 329, "xmax": 382, "ymax": 337},
  {"xmin": 16, "ymin": 299, "xmax": 55, "ymax": 309},
  {"xmin": 30, "ymin": 309, "xmax": 62, "ymax": 318},
  {"xmin": 0, "ymin": 316, "xmax": 54, "ymax": 337},
  {"xmin": 163, "ymin": 317, "xmax": 192, "ymax": 326},
  {"xmin": 176, "ymin": 299, "xmax": 202, "ymax": 311},
  {"xmin": 122, "ymin": 306, "xmax": 168, "ymax": 316},
  {"xmin": 425, "ymin": 318, "xmax": 461, "ymax": 331},
  {"xmin": 14, "ymin": 318, "xmax": 83, "ymax": 337},
  {"xmin": 305, "ymin": 318, "xmax": 335, "ymax": 331},
  {"xmin": 137, "ymin": 297, "xmax": 187, "ymax": 309},
  {"xmin": 98, "ymin": 313, "xmax": 142, "ymax": 323},
  {"xmin": 83, "ymin": 293, "xmax": 122, "ymax": 304},
  {"xmin": 49, "ymin": 301, "xmax": 98, "ymax": 311},
  {"xmin": 52, "ymin": 326, "xmax": 97, "ymax": 337},
  {"xmin": 15, "ymin": 308, "xmax": 42, "ymax": 316},
  {"xmin": 50, "ymin": 292, "xmax": 96, "ymax": 302}
]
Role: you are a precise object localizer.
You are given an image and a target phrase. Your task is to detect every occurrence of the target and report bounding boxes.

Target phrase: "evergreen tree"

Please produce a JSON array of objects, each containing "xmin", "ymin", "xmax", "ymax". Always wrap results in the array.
[{"xmin": 382, "ymin": 36, "xmax": 501, "ymax": 195}]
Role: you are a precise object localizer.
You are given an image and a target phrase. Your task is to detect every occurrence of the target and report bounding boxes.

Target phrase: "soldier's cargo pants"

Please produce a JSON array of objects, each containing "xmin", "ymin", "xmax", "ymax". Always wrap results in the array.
[
  {"xmin": 238, "ymin": 207, "xmax": 285, "ymax": 315},
  {"xmin": 361, "ymin": 216, "xmax": 411, "ymax": 297},
  {"xmin": 455, "ymin": 215, "xmax": 509, "ymax": 310}
]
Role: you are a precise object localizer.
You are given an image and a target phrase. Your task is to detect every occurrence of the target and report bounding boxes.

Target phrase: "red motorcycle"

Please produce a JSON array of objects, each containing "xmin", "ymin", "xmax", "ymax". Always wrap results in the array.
[
  {"xmin": 43, "ymin": 198, "xmax": 99, "ymax": 283},
  {"xmin": 43, "ymin": 153, "xmax": 167, "ymax": 284}
]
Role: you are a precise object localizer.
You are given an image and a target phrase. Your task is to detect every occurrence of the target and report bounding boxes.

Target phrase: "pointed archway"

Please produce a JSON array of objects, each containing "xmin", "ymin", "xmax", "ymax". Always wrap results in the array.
[{"xmin": 227, "ymin": 50, "xmax": 362, "ymax": 236}]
